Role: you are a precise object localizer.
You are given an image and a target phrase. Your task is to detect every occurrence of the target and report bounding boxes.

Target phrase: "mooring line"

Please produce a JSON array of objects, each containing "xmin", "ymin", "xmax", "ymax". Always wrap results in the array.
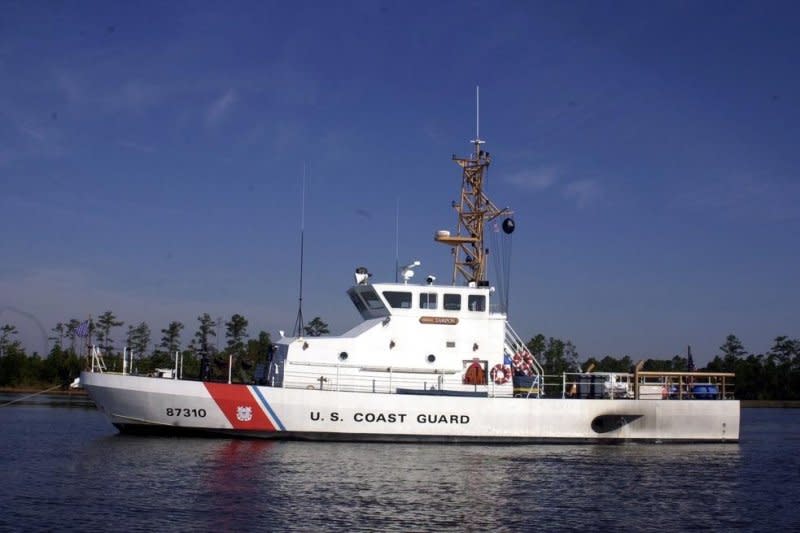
[{"xmin": 0, "ymin": 384, "xmax": 63, "ymax": 407}]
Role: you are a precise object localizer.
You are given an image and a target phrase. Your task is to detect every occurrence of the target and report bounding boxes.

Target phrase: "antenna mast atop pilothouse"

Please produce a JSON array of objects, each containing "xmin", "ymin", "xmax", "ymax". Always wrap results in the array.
[
  {"xmin": 435, "ymin": 86, "xmax": 514, "ymax": 286},
  {"xmin": 292, "ymin": 163, "xmax": 306, "ymax": 337}
]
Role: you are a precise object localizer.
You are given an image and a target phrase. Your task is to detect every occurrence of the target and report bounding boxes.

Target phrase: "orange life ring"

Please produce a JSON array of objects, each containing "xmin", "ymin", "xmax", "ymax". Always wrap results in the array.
[{"xmin": 491, "ymin": 363, "xmax": 511, "ymax": 385}]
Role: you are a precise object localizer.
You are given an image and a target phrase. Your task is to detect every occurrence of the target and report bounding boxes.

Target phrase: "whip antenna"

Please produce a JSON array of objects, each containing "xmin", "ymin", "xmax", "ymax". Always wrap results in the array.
[{"xmin": 292, "ymin": 163, "xmax": 306, "ymax": 337}]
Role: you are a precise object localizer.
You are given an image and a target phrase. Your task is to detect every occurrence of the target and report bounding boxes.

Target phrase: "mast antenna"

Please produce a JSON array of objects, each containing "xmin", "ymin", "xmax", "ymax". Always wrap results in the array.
[
  {"xmin": 471, "ymin": 85, "xmax": 484, "ymax": 150},
  {"xmin": 476, "ymin": 85, "xmax": 480, "ymax": 141},
  {"xmin": 394, "ymin": 198, "xmax": 400, "ymax": 283},
  {"xmin": 292, "ymin": 163, "xmax": 306, "ymax": 337},
  {"xmin": 435, "ymin": 86, "xmax": 513, "ymax": 285}
]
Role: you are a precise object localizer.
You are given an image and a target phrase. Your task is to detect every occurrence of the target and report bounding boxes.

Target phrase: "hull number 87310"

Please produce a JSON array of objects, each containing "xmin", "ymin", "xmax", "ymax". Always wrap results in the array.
[{"xmin": 166, "ymin": 408, "xmax": 207, "ymax": 417}]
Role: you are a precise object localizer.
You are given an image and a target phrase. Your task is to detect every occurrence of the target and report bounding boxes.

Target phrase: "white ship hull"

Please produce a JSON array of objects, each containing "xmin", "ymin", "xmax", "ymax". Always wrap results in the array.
[{"xmin": 81, "ymin": 371, "xmax": 740, "ymax": 443}]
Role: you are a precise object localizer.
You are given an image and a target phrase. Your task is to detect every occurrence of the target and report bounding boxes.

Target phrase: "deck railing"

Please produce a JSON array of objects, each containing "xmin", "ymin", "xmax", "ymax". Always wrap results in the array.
[
  {"xmin": 282, "ymin": 363, "xmax": 514, "ymax": 397},
  {"xmin": 281, "ymin": 364, "xmax": 735, "ymax": 400},
  {"xmin": 555, "ymin": 371, "xmax": 736, "ymax": 400}
]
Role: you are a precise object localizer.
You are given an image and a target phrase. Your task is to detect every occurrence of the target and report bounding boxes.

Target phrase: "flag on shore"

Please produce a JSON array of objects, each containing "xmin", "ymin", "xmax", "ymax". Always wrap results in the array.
[{"xmin": 76, "ymin": 320, "xmax": 89, "ymax": 338}]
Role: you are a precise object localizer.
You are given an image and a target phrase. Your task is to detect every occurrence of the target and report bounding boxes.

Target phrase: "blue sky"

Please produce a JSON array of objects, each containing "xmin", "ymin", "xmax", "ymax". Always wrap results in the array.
[{"xmin": 1, "ymin": 1, "xmax": 798, "ymax": 363}]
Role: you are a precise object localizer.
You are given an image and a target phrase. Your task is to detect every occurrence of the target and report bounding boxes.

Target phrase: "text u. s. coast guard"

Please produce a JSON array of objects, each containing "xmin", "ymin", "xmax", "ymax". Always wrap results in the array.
[{"xmin": 309, "ymin": 411, "xmax": 470, "ymax": 424}]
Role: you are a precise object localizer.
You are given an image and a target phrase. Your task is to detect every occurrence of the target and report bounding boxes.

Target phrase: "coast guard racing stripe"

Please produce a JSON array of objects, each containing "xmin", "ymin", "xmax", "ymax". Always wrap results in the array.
[{"xmin": 204, "ymin": 383, "xmax": 279, "ymax": 431}]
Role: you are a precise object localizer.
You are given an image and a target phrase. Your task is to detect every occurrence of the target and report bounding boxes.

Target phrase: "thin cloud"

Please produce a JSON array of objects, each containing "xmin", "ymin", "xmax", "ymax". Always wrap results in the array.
[
  {"xmin": 0, "ymin": 114, "xmax": 66, "ymax": 164},
  {"xmin": 106, "ymin": 80, "xmax": 163, "ymax": 112},
  {"xmin": 55, "ymin": 71, "xmax": 164, "ymax": 113},
  {"xmin": 563, "ymin": 179, "xmax": 601, "ymax": 208},
  {"xmin": 206, "ymin": 89, "xmax": 237, "ymax": 126},
  {"xmin": 505, "ymin": 167, "xmax": 558, "ymax": 191},
  {"xmin": 117, "ymin": 140, "xmax": 155, "ymax": 153},
  {"xmin": 19, "ymin": 124, "xmax": 48, "ymax": 142},
  {"xmin": 55, "ymin": 70, "xmax": 86, "ymax": 105},
  {"xmin": 676, "ymin": 175, "xmax": 799, "ymax": 221}
]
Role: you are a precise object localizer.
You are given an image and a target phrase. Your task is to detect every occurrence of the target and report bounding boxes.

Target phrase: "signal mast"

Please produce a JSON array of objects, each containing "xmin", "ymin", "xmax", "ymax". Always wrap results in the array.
[{"xmin": 435, "ymin": 87, "xmax": 514, "ymax": 286}]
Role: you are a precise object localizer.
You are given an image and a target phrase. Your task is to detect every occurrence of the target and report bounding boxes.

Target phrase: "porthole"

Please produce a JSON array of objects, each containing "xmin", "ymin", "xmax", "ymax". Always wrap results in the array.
[
  {"xmin": 339, "ymin": 351, "xmax": 349, "ymax": 361},
  {"xmin": 427, "ymin": 354, "xmax": 436, "ymax": 363}
]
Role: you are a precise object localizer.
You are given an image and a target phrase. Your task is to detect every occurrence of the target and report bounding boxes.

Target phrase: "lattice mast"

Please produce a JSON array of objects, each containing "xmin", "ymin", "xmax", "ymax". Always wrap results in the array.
[{"xmin": 435, "ymin": 87, "xmax": 511, "ymax": 285}]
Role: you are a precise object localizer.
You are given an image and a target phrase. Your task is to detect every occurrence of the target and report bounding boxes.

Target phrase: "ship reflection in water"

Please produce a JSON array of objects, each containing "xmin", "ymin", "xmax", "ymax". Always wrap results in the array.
[
  {"xmin": 209, "ymin": 442, "xmax": 747, "ymax": 531},
  {"xmin": 78, "ymin": 432, "xmax": 747, "ymax": 530},
  {"xmin": 1, "ymin": 407, "xmax": 797, "ymax": 531}
]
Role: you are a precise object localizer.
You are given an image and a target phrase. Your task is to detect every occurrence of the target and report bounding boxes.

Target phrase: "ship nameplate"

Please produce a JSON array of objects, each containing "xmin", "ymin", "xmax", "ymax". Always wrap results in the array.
[{"xmin": 419, "ymin": 316, "xmax": 459, "ymax": 325}]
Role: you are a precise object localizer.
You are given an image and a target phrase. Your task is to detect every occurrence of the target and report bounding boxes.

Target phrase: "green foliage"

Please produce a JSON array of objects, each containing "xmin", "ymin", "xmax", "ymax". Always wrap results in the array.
[
  {"xmin": 136, "ymin": 350, "xmax": 173, "ymax": 376},
  {"xmin": 526, "ymin": 334, "xmax": 546, "ymax": 359},
  {"xmin": 642, "ymin": 355, "xmax": 687, "ymax": 372},
  {"xmin": 304, "ymin": 317, "xmax": 329, "ymax": 337},
  {"xmin": 180, "ymin": 350, "xmax": 200, "ymax": 379},
  {"xmin": 160, "ymin": 321, "xmax": 184, "ymax": 354},
  {"xmin": 65, "ymin": 319, "xmax": 81, "ymax": 351},
  {"xmin": 525, "ymin": 332, "xmax": 799, "ymax": 401},
  {"xmin": 194, "ymin": 314, "xmax": 217, "ymax": 356},
  {"xmin": 126, "ymin": 322, "xmax": 151, "ymax": 357},
  {"xmin": 1, "ymin": 317, "xmax": 798, "ymax": 401},
  {"xmin": 225, "ymin": 314, "xmax": 249, "ymax": 354},
  {"xmin": 96, "ymin": 311, "xmax": 124, "ymax": 353},
  {"xmin": 1, "ymin": 324, "xmax": 20, "ymax": 357},
  {"xmin": 247, "ymin": 331, "xmax": 273, "ymax": 363},
  {"xmin": 49, "ymin": 323, "xmax": 65, "ymax": 349},
  {"xmin": 44, "ymin": 345, "xmax": 82, "ymax": 385}
]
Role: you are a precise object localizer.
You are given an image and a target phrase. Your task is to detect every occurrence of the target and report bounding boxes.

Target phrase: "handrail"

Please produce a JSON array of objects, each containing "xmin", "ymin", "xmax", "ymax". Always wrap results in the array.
[
  {"xmin": 282, "ymin": 365, "xmax": 514, "ymax": 397},
  {"xmin": 504, "ymin": 322, "xmax": 545, "ymax": 397},
  {"xmin": 634, "ymin": 370, "xmax": 735, "ymax": 399},
  {"xmin": 636, "ymin": 371, "xmax": 735, "ymax": 378},
  {"xmin": 90, "ymin": 345, "xmax": 107, "ymax": 373},
  {"xmin": 558, "ymin": 370, "xmax": 736, "ymax": 400},
  {"xmin": 288, "ymin": 360, "xmax": 460, "ymax": 374}
]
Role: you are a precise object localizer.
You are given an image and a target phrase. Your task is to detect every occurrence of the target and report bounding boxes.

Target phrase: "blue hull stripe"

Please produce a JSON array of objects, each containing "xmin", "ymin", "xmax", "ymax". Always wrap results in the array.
[{"xmin": 250, "ymin": 386, "xmax": 286, "ymax": 431}]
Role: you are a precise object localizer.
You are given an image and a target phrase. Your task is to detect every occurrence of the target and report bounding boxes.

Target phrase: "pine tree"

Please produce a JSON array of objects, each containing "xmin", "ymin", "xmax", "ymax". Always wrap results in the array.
[
  {"xmin": 96, "ymin": 311, "xmax": 124, "ymax": 354},
  {"xmin": 160, "ymin": 321, "xmax": 184, "ymax": 354},
  {"xmin": 0, "ymin": 324, "xmax": 20, "ymax": 357},
  {"xmin": 303, "ymin": 317, "xmax": 329, "ymax": 337},
  {"xmin": 49, "ymin": 322, "xmax": 65, "ymax": 349},
  {"xmin": 225, "ymin": 314, "xmax": 249, "ymax": 354},
  {"xmin": 194, "ymin": 314, "xmax": 216, "ymax": 356}
]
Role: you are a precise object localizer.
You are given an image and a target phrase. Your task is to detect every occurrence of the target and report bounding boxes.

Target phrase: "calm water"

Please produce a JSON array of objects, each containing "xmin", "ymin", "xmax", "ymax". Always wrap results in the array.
[{"xmin": 0, "ymin": 402, "xmax": 798, "ymax": 532}]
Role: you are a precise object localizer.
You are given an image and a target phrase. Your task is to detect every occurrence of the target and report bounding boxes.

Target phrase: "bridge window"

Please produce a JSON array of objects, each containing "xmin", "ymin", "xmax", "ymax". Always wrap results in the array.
[
  {"xmin": 419, "ymin": 292, "xmax": 437, "ymax": 309},
  {"xmin": 383, "ymin": 291, "xmax": 412, "ymax": 309},
  {"xmin": 361, "ymin": 288, "xmax": 386, "ymax": 310},
  {"xmin": 468, "ymin": 295, "xmax": 486, "ymax": 312},
  {"xmin": 443, "ymin": 294, "xmax": 461, "ymax": 311},
  {"xmin": 348, "ymin": 291, "xmax": 367, "ymax": 313}
]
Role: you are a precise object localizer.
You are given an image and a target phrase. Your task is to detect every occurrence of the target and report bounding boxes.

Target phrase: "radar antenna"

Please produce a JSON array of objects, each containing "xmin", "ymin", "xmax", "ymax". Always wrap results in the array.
[{"xmin": 435, "ymin": 86, "xmax": 513, "ymax": 285}]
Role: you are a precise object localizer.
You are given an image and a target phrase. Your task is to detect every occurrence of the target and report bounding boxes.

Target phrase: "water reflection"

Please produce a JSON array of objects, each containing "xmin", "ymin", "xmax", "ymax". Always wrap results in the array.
[
  {"xmin": 2, "ymin": 407, "xmax": 798, "ymax": 532},
  {"xmin": 186, "ymin": 441, "xmax": 746, "ymax": 532}
]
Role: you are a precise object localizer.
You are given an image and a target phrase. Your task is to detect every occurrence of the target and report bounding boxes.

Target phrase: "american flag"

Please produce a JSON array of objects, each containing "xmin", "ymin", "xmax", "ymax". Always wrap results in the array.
[{"xmin": 75, "ymin": 320, "xmax": 89, "ymax": 338}]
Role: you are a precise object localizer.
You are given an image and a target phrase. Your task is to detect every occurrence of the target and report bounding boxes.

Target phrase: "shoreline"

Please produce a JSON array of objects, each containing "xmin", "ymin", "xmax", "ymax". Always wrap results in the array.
[
  {"xmin": 740, "ymin": 400, "xmax": 800, "ymax": 408},
  {"xmin": 0, "ymin": 386, "xmax": 88, "ymax": 396}
]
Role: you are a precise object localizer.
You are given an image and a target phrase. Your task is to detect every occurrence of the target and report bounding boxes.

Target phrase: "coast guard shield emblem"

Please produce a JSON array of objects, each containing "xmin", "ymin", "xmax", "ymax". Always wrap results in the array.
[{"xmin": 236, "ymin": 405, "xmax": 253, "ymax": 422}]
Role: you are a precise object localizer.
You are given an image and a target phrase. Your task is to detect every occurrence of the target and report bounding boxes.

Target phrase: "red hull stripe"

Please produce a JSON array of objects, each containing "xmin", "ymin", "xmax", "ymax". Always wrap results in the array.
[{"xmin": 204, "ymin": 382, "xmax": 276, "ymax": 431}]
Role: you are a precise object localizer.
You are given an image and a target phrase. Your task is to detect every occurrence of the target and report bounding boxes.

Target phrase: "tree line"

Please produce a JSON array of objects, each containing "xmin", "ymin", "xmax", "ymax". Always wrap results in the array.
[
  {"xmin": 0, "ymin": 312, "xmax": 332, "ymax": 388},
  {"xmin": 525, "ymin": 332, "xmax": 800, "ymax": 400},
  {"xmin": 1, "ymin": 315, "xmax": 797, "ymax": 400}
]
